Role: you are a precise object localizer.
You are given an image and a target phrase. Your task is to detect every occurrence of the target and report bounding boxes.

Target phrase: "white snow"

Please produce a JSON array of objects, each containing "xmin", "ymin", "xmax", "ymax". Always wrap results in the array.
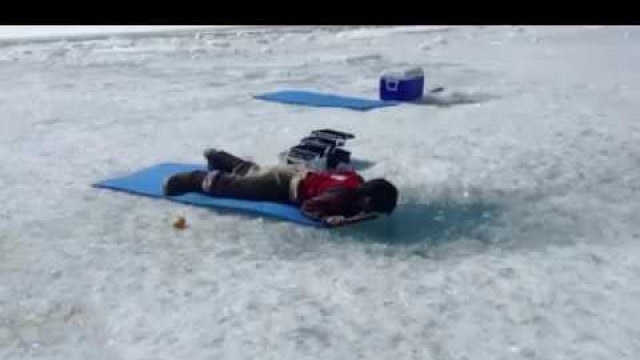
[
  {"xmin": 0, "ymin": 26, "xmax": 230, "ymax": 42},
  {"xmin": 0, "ymin": 25, "xmax": 639, "ymax": 360}
]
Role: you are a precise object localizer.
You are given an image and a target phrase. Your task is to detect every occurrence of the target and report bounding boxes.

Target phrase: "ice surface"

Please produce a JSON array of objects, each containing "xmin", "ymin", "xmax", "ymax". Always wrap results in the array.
[{"xmin": 0, "ymin": 25, "xmax": 639, "ymax": 360}]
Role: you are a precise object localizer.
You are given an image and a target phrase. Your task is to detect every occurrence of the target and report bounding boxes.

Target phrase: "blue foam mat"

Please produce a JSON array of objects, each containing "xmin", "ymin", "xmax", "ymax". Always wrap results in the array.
[
  {"xmin": 93, "ymin": 163, "xmax": 325, "ymax": 227},
  {"xmin": 254, "ymin": 90, "xmax": 398, "ymax": 111}
]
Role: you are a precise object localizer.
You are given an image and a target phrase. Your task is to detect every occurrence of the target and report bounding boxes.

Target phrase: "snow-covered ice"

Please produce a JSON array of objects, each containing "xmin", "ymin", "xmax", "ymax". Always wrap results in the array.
[
  {"xmin": 0, "ymin": 26, "xmax": 639, "ymax": 360},
  {"xmin": 0, "ymin": 26, "xmax": 227, "ymax": 42}
]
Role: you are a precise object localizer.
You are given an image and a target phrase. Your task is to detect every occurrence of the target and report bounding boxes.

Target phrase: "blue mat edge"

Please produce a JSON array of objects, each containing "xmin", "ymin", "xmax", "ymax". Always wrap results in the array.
[{"xmin": 254, "ymin": 90, "xmax": 400, "ymax": 111}]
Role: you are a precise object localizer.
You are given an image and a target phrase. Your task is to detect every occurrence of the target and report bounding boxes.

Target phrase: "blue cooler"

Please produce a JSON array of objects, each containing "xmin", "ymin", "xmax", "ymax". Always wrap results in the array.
[{"xmin": 379, "ymin": 67, "xmax": 425, "ymax": 101}]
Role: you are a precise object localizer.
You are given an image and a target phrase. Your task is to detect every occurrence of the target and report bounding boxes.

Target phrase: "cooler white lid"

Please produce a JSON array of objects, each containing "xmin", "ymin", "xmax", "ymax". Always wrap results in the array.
[{"xmin": 381, "ymin": 67, "xmax": 424, "ymax": 80}]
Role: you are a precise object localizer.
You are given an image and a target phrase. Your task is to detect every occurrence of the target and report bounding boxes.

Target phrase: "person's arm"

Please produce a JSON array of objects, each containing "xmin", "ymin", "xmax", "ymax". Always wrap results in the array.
[
  {"xmin": 301, "ymin": 187, "xmax": 352, "ymax": 221},
  {"xmin": 324, "ymin": 213, "xmax": 379, "ymax": 227},
  {"xmin": 301, "ymin": 188, "xmax": 376, "ymax": 226}
]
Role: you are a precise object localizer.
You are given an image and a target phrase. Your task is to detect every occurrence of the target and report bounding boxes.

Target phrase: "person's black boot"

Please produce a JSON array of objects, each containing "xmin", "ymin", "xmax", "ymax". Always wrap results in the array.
[
  {"xmin": 204, "ymin": 149, "xmax": 248, "ymax": 172},
  {"xmin": 163, "ymin": 170, "xmax": 207, "ymax": 196}
]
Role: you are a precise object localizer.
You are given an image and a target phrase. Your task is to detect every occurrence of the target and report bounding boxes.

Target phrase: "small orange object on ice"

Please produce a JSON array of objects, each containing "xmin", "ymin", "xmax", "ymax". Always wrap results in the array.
[{"xmin": 173, "ymin": 215, "xmax": 187, "ymax": 229}]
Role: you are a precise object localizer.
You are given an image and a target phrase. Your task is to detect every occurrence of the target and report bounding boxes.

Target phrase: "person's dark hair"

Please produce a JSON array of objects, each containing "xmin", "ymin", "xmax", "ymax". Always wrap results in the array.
[{"xmin": 357, "ymin": 178, "xmax": 398, "ymax": 214}]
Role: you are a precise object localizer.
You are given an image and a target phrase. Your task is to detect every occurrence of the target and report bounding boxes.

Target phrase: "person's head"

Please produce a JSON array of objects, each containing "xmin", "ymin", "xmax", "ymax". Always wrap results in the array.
[{"xmin": 356, "ymin": 178, "xmax": 398, "ymax": 214}]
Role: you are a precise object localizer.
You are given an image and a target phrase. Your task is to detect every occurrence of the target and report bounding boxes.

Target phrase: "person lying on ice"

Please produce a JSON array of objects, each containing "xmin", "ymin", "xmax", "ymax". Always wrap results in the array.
[{"xmin": 163, "ymin": 149, "xmax": 398, "ymax": 226}]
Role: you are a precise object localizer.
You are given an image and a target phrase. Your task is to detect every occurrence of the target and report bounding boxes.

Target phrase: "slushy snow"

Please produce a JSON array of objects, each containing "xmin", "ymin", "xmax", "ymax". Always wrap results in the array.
[{"xmin": 0, "ymin": 26, "xmax": 639, "ymax": 360}]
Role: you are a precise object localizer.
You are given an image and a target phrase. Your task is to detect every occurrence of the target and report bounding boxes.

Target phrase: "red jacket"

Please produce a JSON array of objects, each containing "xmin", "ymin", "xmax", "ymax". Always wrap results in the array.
[
  {"xmin": 298, "ymin": 170, "xmax": 364, "ymax": 220},
  {"xmin": 298, "ymin": 170, "xmax": 363, "ymax": 201}
]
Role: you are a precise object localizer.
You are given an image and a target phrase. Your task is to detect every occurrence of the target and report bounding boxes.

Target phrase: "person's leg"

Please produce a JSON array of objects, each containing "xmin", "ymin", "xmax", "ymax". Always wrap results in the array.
[
  {"xmin": 203, "ymin": 149, "xmax": 259, "ymax": 175},
  {"xmin": 202, "ymin": 166, "xmax": 299, "ymax": 203},
  {"xmin": 162, "ymin": 168, "xmax": 275, "ymax": 198},
  {"xmin": 163, "ymin": 170, "xmax": 207, "ymax": 196}
]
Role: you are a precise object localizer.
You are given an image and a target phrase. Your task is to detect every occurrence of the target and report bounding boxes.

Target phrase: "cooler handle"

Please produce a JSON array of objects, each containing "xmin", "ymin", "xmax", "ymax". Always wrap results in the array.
[{"xmin": 385, "ymin": 79, "xmax": 399, "ymax": 92}]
